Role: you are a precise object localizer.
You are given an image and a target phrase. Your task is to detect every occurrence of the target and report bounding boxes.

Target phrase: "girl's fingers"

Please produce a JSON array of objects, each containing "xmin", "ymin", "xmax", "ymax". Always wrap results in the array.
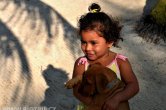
[{"xmin": 78, "ymin": 57, "xmax": 87, "ymax": 65}]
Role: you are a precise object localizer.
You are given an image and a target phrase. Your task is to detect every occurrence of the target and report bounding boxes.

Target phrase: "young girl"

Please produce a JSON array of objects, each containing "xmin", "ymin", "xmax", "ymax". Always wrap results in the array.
[{"xmin": 72, "ymin": 3, "xmax": 139, "ymax": 110}]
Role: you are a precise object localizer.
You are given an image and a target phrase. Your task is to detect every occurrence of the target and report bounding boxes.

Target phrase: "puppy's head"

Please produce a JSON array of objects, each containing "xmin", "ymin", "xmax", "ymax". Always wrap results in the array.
[
  {"xmin": 78, "ymin": 63, "xmax": 117, "ymax": 96},
  {"xmin": 78, "ymin": 71, "xmax": 96, "ymax": 96}
]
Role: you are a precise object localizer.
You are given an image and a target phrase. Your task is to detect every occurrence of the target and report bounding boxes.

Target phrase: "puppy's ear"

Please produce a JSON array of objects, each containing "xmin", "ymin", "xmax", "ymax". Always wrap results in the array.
[
  {"xmin": 78, "ymin": 72, "xmax": 93, "ymax": 96},
  {"xmin": 95, "ymin": 73, "xmax": 109, "ymax": 93}
]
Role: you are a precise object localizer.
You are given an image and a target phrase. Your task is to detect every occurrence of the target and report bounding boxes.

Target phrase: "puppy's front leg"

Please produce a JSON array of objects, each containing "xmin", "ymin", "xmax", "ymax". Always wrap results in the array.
[{"xmin": 65, "ymin": 75, "xmax": 83, "ymax": 89}]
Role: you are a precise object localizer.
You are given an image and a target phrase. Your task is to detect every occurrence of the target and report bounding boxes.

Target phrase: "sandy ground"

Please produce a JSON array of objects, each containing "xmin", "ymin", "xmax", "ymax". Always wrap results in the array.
[{"xmin": 0, "ymin": 0, "xmax": 165, "ymax": 110}]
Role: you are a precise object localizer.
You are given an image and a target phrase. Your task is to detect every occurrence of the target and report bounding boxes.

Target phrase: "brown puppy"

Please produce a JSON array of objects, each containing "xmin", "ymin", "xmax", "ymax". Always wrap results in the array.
[{"xmin": 78, "ymin": 63, "xmax": 130, "ymax": 110}]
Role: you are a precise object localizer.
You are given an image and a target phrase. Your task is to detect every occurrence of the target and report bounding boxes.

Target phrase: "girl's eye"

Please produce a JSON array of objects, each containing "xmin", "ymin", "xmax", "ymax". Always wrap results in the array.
[
  {"xmin": 91, "ymin": 41, "xmax": 97, "ymax": 45},
  {"xmin": 81, "ymin": 40, "xmax": 86, "ymax": 44}
]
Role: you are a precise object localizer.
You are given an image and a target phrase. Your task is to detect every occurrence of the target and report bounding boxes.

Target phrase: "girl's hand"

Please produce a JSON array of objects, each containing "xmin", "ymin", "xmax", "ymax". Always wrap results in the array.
[{"xmin": 102, "ymin": 96, "xmax": 120, "ymax": 110}]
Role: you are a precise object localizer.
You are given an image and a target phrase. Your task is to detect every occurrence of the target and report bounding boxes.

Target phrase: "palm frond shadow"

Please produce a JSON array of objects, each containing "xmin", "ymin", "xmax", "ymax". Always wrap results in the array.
[
  {"xmin": 0, "ymin": 20, "xmax": 31, "ymax": 78},
  {"xmin": 1, "ymin": 0, "xmax": 82, "ymax": 58},
  {"xmin": 0, "ymin": 20, "xmax": 32, "ymax": 105}
]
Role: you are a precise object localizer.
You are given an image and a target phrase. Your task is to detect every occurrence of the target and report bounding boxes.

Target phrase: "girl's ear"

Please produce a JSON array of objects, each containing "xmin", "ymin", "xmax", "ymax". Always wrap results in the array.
[{"xmin": 107, "ymin": 41, "xmax": 114, "ymax": 48}]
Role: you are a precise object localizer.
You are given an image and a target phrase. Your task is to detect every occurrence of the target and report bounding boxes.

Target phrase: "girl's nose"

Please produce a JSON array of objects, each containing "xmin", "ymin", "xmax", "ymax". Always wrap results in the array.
[{"xmin": 85, "ymin": 44, "xmax": 92, "ymax": 51}]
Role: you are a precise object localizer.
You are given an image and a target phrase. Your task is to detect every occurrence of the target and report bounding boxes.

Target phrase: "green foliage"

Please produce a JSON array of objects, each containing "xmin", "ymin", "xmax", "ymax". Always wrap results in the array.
[{"xmin": 151, "ymin": 0, "xmax": 166, "ymax": 25}]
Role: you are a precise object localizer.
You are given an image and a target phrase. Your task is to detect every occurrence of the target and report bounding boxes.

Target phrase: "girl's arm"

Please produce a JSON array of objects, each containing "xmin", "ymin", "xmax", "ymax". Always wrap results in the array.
[
  {"xmin": 72, "ymin": 58, "xmax": 93, "ymax": 106},
  {"xmin": 115, "ymin": 58, "xmax": 139, "ymax": 101},
  {"xmin": 103, "ymin": 59, "xmax": 139, "ymax": 110}
]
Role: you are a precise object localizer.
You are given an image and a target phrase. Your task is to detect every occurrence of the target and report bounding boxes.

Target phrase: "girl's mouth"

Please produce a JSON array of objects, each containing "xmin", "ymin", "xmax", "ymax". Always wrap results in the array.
[{"xmin": 86, "ymin": 53, "xmax": 94, "ymax": 58}]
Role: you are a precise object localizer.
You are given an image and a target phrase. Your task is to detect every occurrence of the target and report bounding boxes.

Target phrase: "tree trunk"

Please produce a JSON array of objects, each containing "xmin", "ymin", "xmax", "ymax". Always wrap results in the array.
[
  {"xmin": 143, "ymin": 0, "xmax": 159, "ymax": 17},
  {"xmin": 135, "ymin": 0, "xmax": 166, "ymax": 44}
]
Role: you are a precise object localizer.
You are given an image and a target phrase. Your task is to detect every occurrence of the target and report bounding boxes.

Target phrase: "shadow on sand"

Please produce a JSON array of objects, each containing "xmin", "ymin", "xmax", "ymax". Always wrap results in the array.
[
  {"xmin": 0, "ymin": 0, "xmax": 82, "ymax": 106},
  {"xmin": 41, "ymin": 64, "xmax": 77, "ymax": 110},
  {"xmin": 0, "ymin": 19, "xmax": 32, "ymax": 105},
  {"xmin": 1, "ymin": 0, "xmax": 82, "ymax": 59}
]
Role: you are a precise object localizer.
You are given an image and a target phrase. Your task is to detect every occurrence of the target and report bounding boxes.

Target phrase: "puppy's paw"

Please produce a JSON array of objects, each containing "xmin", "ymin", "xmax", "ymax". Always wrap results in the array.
[
  {"xmin": 65, "ymin": 75, "xmax": 82, "ymax": 89},
  {"xmin": 65, "ymin": 79, "xmax": 76, "ymax": 89}
]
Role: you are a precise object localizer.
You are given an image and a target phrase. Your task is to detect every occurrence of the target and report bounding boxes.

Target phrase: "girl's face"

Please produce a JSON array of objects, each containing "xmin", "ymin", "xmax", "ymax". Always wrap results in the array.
[{"xmin": 81, "ymin": 30, "xmax": 112, "ymax": 61}]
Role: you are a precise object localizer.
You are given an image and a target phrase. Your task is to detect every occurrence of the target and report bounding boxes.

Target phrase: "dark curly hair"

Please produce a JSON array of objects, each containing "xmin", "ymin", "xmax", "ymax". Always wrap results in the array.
[{"xmin": 78, "ymin": 3, "xmax": 123, "ymax": 47}]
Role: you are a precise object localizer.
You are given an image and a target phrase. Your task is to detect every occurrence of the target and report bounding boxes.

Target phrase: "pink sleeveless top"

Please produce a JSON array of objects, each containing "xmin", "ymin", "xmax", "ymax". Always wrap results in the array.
[{"xmin": 78, "ymin": 54, "xmax": 127, "ymax": 80}]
